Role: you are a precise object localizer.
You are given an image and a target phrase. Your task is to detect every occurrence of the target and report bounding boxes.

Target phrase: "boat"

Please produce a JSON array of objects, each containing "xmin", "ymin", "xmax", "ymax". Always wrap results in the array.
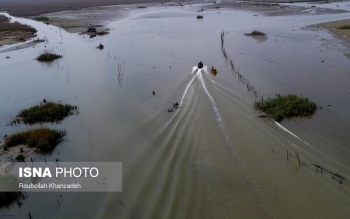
[
  {"xmin": 211, "ymin": 67, "xmax": 217, "ymax": 76},
  {"xmin": 198, "ymin": 61, "xmax": 203, "ymax": 69}
]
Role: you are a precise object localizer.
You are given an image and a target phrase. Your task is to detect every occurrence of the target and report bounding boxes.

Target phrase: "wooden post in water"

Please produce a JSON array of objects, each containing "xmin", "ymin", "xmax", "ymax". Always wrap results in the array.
[{"xmin": 296, "ymin": 152, "xmax": 301, "ymax": 165}]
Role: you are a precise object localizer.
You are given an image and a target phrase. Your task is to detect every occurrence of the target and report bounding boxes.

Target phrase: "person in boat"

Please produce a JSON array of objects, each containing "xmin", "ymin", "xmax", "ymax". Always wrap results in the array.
[
  {"xmin": 198, "ymin": 61, "xmax": 203, "ymax": 69},
  {"xmin": 211, "ymin": 66, "xmax": 217, "ymax": 76}
]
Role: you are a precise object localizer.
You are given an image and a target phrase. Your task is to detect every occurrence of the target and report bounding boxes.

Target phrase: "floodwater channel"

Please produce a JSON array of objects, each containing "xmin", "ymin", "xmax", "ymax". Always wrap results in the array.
[{"xmin": 1, "ymin": 2, "xmax": 350, "ymax": 218}]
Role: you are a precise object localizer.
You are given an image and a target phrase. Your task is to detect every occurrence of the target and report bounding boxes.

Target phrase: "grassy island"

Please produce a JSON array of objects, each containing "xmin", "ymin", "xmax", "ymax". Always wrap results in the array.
[
  {"xmin": 255, "ymin": 94, "xmax": 316, "ymax": 121},
  {"xmin": 17, "ymin": 101, "xmax": 78, "ymax": 124},
  {"xmin": 37, "ymin": 51, "xmax": 62, "ymax": 62},
  {"xmin": 4, "ymin": 128, "xmax": 66, "ymax": 153},
  {"xmin": 245, "ymin": 30, "xmax": 266, "ymax": 36}
]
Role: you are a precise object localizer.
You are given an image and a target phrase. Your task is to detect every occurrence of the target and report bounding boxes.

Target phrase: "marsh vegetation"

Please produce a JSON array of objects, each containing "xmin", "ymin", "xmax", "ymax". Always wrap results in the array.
[
  {"xmin": 245, "ymin": 30, "xmax": 266, "ymax": 36},
  {"xmin": 4, "ymin": 128, "xmax": 66, "ymax": 153},
  {"xmin": 254, "ymin": 94, "xmax": 316, "ymax": 121},
  {"xmin": 16, "ymin": 101, "xmax": 78, "ymax": 124},
  {"xmin": 36, "ymin": 51, "xmax": 62, "ymax": 62}
]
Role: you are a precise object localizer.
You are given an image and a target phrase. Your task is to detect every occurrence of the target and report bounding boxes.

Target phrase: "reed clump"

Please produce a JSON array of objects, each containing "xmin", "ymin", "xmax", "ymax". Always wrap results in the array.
[
  {"xmin": 17, "ymin": 102, "xmax": 78, "ymax": 124},
  {"xmin": 254, "ymin": 94, "xmax": 316, "ymax": 121},
  {"xmin": 245, "ymin": 30, "xmax": 266, "ymax": 36},
  {"xmin": 4, "ymin": 128, "xmax": 66, "ymax": 153}
]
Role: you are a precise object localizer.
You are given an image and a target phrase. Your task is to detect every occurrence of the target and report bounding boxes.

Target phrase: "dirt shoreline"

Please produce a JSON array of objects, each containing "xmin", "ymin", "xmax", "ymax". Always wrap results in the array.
[
  {"xmin": 39, "ymin": 1, "xmax": 350, "ymax": 58},
  {"xmin": 1, "ymin": 1, "xmax": 349, "ymax": 48},
  {"xmin": 317, "ymin": 19, "xmax": 350, "ymax": 48},
  {"xmin": 0, "ymin": 14, "xmax": 37, "ymax": 47},
  {"xmin": 0, "ymin": 0, "xmax": 178, "ymax": 17}
]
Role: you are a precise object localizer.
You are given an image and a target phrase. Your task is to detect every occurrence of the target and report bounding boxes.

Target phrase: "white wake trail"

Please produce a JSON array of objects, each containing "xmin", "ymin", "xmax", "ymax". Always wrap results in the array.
[{"xmin": 198, "ymin": 71, "xmax": 233, "ymax": 147}]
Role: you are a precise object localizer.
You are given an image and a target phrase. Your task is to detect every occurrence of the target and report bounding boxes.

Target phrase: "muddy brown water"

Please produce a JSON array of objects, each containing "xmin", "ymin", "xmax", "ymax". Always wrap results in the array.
[{"xmin": 0, "ymin": 3, "xmax": 350, "ymax": 219}]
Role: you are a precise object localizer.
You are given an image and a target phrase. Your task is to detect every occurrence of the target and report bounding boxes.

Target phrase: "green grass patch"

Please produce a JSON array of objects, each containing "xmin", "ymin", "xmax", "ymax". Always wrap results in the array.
[
  {"xmin": 37, "ymin": 51, "xmax": 62, "ymax": 62},
  {"xmin": 0, "ymin": 175, "xmax": 21, "ymax": 208},
  {"xmin": 337, "ymin": 25, "xmax": 350, "ymax": 30},
  {"xmin": 34, "ymin": 16, "xmax": 49, "ymax": 22},
  {"xmin": 245, "ymin": 30, "xmax": 266, "ymax": 36},
  {"xmin": 17, "ymin": 101, "xmax": 78, "ymax": 124},
  {"xmin": 255, "ymin": 94, "xmax": 316, "ymax": 122},
  {"xmin": 4, "ymin": 128, "xmax": 66, "ymax": 153}
]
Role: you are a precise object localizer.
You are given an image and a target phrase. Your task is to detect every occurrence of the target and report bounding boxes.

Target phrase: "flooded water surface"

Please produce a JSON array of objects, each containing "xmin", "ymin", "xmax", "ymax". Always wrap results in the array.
[{"xmin": 1, "ymin": 3, "xmax": 350, "ymax": 219}]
